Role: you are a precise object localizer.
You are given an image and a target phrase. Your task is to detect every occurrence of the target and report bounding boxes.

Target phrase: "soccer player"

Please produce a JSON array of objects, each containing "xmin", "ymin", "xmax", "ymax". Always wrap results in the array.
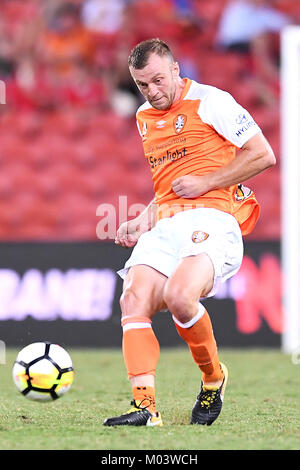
[{"xmin": 103, "ymin": 38, "xmax": 276, "ymax": 427}]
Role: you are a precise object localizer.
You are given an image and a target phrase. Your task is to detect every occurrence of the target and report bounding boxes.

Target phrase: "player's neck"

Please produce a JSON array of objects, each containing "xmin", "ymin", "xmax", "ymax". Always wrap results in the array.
[{"xmin": 173, "ymin": 77, "xmax": 187, "ymax": 105}]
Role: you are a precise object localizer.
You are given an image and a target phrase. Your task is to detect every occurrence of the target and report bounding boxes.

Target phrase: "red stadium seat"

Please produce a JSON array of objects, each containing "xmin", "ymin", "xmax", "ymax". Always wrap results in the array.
[{"xmin": 0, "ymin": 0, "xmax": 286, "ymax": 241}]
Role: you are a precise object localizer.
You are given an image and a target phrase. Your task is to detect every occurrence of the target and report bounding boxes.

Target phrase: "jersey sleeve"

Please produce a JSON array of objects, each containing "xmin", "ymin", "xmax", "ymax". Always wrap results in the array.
[{"xmin": 198, "ymin": 87, "xmax": 261, "ymax": 148}]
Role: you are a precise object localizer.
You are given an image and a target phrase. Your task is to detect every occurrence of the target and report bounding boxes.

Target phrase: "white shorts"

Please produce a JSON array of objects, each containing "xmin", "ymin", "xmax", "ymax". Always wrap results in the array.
[{"xmin": 117, "ymin": 208, "xmax": 244, "ymax": 298}]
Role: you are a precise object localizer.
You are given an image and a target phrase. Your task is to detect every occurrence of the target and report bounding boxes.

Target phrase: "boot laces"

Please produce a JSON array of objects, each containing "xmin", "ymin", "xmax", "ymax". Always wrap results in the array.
[{"xmin": 199, "ymin": 388, "xmax": 220, "ymax": 409}]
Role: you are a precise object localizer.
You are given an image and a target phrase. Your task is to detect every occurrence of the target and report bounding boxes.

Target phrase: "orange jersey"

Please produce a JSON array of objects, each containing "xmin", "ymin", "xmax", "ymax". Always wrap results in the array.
[{"xmin": 136, "ymin": 78, "xmax": 261, "ymax": 235}]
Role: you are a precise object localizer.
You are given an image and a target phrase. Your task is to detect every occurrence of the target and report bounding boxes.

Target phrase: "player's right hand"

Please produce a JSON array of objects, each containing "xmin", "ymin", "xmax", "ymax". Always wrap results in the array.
[{"xmin": 115, "ymin": 220, "xmax": 141, "ymax": 248}]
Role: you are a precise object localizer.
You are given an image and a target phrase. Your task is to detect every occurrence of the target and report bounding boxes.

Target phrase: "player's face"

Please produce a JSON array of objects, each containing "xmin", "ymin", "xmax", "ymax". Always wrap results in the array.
[{"xmin": 130, "ymin": 53, "xmax": 182, "ymax": 110}]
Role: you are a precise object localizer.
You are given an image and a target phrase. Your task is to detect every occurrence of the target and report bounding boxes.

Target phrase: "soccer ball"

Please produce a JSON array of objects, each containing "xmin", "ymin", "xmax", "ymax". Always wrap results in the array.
[{"xmin": 12, "ymin": 341, "xmax": 74, "ymax": 401}]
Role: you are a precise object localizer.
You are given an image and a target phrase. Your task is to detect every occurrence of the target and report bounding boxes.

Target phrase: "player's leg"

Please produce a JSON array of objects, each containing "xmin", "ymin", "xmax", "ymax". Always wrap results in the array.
[
  {"xmin": 164, "ymin": 253, "xmax": 224, "ymax": 385},
  {"xmin": 121, "ymin": 265, "xmax": 167, "ymax": 408},
  {"xmin": 163, "ymin": 253, "xmax": 227, "ymax": 425},
  {"xmin": 103, "ymin": 264, "xmax": 167, "ymax": 427}
]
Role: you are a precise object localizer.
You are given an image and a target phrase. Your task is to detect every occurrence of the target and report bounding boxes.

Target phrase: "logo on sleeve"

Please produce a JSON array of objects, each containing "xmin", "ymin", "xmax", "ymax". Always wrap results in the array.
[
  {"xmin": 173, "ymin": 114, "xmax": 187, "ymax": 134},
  {"xmin": 235, "ymin": 114, "xmax": 248, "ymax": 125},
  {"xmin": 235, "ymin": 113, "xmax": 256, "ymax": 138},
  {"xmin": 191, "ymin": 231, "xmax": 209, "ymax": 243}
]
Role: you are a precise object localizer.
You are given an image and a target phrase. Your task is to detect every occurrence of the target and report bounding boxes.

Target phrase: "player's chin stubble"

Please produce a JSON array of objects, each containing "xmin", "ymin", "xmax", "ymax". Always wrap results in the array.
[{"xmin": 150, "ymin": 90, "xmax": 175, "ymax": 110}]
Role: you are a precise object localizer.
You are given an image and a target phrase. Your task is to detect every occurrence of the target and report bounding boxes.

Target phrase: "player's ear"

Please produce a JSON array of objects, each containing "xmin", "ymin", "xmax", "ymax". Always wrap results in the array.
[{"xmin": 172, "ymin": 61, "xmax": 180, "ymax": 78}]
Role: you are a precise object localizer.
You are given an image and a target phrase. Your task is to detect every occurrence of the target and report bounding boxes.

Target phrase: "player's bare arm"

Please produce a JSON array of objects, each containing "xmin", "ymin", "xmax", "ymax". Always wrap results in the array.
[
  {"xmin": 115, "ymin": 199, "xmax": 157, "ymax": 248},
  {"xmin": 172, "ymin": 133, "xmax": 276, "ymax": 198}
]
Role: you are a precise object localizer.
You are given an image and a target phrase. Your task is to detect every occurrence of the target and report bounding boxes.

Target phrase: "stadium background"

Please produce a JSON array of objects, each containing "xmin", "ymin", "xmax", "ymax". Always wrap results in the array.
[{"xmin": 0, "ymin": 0, "xmax": 298, "ymax": 349}]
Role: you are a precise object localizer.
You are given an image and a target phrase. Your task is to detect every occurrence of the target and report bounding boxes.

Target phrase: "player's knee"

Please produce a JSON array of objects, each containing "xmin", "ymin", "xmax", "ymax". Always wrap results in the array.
[
  {"xmin": 120, "ymin": 286, "xmax": 151, "ymax": 318},
  {"xmin": 120, "ymin": 286, "xmax": 140, "ymax": 315},
  {"xmin": 163, "ymin": 284, "xmax": 193, "ymax": 323}
]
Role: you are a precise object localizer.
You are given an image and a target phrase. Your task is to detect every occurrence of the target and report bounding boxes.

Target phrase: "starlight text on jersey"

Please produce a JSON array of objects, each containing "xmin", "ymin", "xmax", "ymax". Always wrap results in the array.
[{"xmin": 148, "ymin": 147, "xmax": 187, "ymax": 168}]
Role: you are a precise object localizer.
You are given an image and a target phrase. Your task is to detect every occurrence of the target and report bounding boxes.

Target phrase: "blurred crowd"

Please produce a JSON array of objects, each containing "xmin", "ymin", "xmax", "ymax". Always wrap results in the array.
[
  {"xmin": 0, "ymin": 0, "xmax": 299, "ymax": 241},
  {"xmin": 1, "ymin": 0, "xmax": 299, "ymax": 114}
]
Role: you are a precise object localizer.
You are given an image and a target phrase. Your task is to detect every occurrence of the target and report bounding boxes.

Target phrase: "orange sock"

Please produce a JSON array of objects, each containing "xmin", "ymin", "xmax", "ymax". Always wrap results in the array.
[
  {"xmin": 173, "ymin": 304, "xmax": 224, "ymax": 384},
  {"xmin": 132, "ymin": 385, "xmax": 156, "ymax": 414},
  {"xmin": 121, "ymin": 315, "xmax": 160, "ymax": 379}
]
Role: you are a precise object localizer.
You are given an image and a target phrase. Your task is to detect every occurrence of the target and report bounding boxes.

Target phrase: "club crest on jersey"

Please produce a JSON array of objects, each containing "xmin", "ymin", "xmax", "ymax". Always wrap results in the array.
[
  {"xmin": 191, "ymin": 231, "xmax": 209, "ymax": 243},
  {"xmin": 173, "ymin": 114, "xmax": 187, "ymax": 134}
]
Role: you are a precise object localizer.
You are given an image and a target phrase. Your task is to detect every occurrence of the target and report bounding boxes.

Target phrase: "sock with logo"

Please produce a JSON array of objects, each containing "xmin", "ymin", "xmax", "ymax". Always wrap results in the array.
[
  {"xmin": 132, "ymin": 385, "xmax": 156, "ymax": 415},
  {"xmin": 173, "ymin": 304, "xmax": 224, "ymax": 384}
]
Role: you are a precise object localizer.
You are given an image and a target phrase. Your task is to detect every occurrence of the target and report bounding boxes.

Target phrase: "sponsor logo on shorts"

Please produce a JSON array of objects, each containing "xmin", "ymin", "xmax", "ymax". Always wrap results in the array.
[
  {"xmin": 191, "ymin": 231, "xmax": 209, "ymax": 243},
  {"xmin": 173, "ymin": 114, "xmax": 187, "ymax": 134}
]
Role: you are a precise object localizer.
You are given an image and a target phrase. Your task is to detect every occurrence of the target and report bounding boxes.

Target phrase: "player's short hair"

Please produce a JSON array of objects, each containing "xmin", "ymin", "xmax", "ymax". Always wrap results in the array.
[{"xmin": 128, "ymin": 38, "xmax": 174, "ymax": 70}]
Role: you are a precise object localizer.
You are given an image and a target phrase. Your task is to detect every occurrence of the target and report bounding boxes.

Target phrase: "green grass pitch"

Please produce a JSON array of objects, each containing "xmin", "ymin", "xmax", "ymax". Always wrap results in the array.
[{"xmin": 0, "ymin": 347, "xmax": 300, "ymax": 450}]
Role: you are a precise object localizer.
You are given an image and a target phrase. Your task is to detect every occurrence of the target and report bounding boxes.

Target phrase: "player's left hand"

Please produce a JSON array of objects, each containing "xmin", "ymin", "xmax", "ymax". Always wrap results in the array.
[{"xmin": 171, "ymin": 175, "xmax": 210, "ymax": 198}]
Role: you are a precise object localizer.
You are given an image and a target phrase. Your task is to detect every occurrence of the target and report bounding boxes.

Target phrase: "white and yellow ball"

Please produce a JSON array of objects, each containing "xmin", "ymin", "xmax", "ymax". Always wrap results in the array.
[{"xmin": 12, "ymin": 342, "xmax": 74, "ymax": 401}]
